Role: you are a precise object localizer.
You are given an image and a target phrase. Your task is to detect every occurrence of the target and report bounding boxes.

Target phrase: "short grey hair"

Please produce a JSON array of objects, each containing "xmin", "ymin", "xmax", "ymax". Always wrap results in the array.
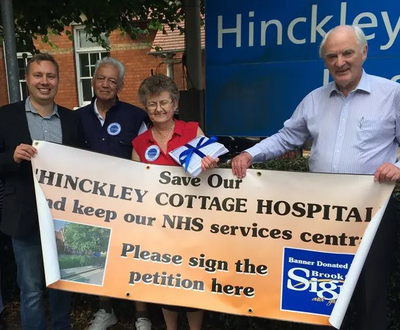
[
  {"xmin": 138, "ymin": 74, "xmax": 180, "ymax": 106},
  {"xmin": 319, "ymin": 25, "xmax": 367, "ymax": 58},
  {"xmin": 93, "ymin": 57, "xmax": 126, "ymax": 88}
]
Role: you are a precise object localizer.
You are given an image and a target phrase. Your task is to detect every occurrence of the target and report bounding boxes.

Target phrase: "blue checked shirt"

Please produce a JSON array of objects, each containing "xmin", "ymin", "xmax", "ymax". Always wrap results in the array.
[
  {"xmin": 25, "ymin": 97, "xmax": 62, "ymax": 144},
  {"xmin": 246, "ymin": 71, "xmax": 400, "ymax": 174}
]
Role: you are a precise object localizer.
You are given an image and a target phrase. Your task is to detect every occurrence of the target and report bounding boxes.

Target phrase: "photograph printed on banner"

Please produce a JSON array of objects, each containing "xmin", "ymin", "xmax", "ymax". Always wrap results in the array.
[{"xmin": 54, "ymin": 219, "xmax": 112, "ymax": 286}]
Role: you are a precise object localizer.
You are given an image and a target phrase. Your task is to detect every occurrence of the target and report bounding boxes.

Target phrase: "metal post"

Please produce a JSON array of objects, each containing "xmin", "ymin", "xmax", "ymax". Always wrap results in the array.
[
  {"xmin": 184, "ymin": 0, "xmax": 202, "ymax": 90},
  {"xmin": 1, "ymin": 0, "xmax": 21, "ymax": 103},
  {"xmin": 164, "ymin": 53, "xmax": 175, "ymax": 80},
  {"xmin": 182, "ymin": 0, "xmax": 204, "ymax": 127}
]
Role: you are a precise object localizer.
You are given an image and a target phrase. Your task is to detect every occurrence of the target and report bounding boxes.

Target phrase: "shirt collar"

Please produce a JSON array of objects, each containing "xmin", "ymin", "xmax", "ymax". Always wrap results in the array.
[
  {"xmin": 91, "ymin": 95, "xmax": 120, "ymax": 110},
  {"xmin": 91, "ymin": 95, "xmax": 119, "ymax": 124},
  {"xmin": 329, "ymin": 70, "xmax": 370, "ymax": 97},
  {"xmin": 93, "ymin": 98, "xmax": 105, "ymax": 125},
  {"xmin": 173, "ymin": 119, "xmax": 184, "ymax": 136},
  {"xmin": 25, "ymin": 97, "xmax": 59, "ymax": 118}
]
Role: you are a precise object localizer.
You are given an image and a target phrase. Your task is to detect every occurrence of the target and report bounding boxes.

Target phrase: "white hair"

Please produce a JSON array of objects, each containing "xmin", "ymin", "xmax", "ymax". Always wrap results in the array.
[
  {"xmin": 93, "ymin": 57, "xmax": 126, "ymax": 88},
  {"xmin": 319, "ymin": 25, "xmax": 367, "ymax": 58}
]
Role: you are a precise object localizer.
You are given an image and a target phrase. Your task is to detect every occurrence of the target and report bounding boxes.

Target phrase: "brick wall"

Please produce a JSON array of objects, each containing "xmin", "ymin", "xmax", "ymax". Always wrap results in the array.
[
  {"xmin": 0, "ymin": 25, "xmax": 204, "ymax": 109},
  {"xmin": 0, "ymin": 51, "xmax": 8, "ymax": 106},
  {"xmin": 111, "ymin": 29, "xmax": 162, "ymax": 107}
]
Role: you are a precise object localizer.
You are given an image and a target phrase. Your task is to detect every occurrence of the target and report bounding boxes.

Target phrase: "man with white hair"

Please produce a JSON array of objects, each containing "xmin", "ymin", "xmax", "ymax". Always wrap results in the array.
[
  {"xmin": 78, "ymin": 57, "xmax": 148, "ymax": 159},
  {"xmin": 78, "ymin": 57, "xmax": 151, "ymax": 330},
  {"xmin": 232, "ymin": 25, "xmax": 400, "ymax": 329}
]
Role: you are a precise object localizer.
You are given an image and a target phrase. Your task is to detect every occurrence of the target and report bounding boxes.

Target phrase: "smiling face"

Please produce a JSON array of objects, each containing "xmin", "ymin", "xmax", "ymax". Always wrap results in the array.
[
  {"xmin": 323, "ymin": 26, "xmax": 367, "ymax": 96},
  {"xmin": 145, "ymin": 90, "xmax": 177, "ymax": 126},
  {"xmin": 92, "ymin": 64, "xmax": 121, "ymax": 102},
  {"xmin": 26, "ymin": 60, "xmax": 59, "ymax": 105}
]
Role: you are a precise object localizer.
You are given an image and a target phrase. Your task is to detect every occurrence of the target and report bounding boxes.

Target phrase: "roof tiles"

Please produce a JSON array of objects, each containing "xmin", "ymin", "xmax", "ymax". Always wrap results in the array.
[{"xmin": 150, "ymin": 22, "xmax": 205, "ymax": 54}]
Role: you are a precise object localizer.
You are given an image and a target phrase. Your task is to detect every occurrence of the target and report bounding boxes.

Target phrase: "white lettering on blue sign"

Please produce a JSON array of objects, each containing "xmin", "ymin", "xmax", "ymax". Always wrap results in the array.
[
  {"xmin": 286, "ymin": 267, "xmax": 344, "ymax": 301},
  {"xmin": 217, "ymin": 2, "xmax": 400, "ymax": 51}
]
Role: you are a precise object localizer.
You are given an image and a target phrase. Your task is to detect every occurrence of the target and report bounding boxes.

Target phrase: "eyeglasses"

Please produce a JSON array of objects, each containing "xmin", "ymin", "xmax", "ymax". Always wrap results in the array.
[{"xmin": 146, "ymin": 99, "xmax": 173, "ymax": 112}]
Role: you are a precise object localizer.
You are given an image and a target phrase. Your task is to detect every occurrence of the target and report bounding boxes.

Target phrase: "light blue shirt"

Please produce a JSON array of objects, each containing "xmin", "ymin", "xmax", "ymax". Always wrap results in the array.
[
  {"xmin": 25, "ymin": 97, "xmax": 62, "ymax": 144},
  {"xmin": 246, "ymin": 71, "xmax": 400, "ymax": 174}
]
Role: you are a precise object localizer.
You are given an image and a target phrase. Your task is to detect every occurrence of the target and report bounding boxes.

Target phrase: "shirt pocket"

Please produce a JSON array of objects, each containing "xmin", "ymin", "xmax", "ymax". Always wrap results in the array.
[
  {"xmin": 356, "ymin": 118, "xmax": 395, "ymax": 148},
  {"xmin": 119, "ymin": 130, "xmax": 138, "ymax": 147},
  {"xmin": 118, "ymin": 139, "xmax": 132, "ymax": 146}
]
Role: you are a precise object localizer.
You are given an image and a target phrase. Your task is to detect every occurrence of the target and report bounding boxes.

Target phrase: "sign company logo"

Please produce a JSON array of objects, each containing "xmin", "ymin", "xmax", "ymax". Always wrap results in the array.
[{"xmin": 281, "ymin": 247, "xmax": 354, "ymax": 316}]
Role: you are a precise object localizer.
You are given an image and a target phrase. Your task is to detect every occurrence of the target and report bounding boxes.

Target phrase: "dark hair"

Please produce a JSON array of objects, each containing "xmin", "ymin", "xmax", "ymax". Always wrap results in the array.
[
  {"xmin": 138, "ymin": 74, "xmax": 180, "ymax": 106},
  {"xmin": 26, "ymin": 53, "xmax": 59, "ymax": 77}
]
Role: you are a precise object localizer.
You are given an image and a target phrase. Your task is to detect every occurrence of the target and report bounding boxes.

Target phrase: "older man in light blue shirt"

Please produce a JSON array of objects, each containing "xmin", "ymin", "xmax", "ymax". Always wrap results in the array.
[
  {"xmin": 246, "ymin": 70, "xmax": 400, "ymax": 175},
  {"xmin": 232, "ymin": 25, "xmax": 400, "ymax": 330}
]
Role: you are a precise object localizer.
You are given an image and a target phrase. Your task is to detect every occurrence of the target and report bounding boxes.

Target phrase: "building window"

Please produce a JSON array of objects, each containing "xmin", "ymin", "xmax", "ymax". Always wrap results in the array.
[
  {"xmin": 74, "ymin": 26, "xmax": 109, "ymax": 106},
  {"xmin": 3, "ymin": 38, "xmax": 33, "ymax": 101},
  {"xmin": 17, "ymin": 53, "xmax": 32, "ymax": 100},
  {"xmin": 4, "ymin": 50, "xmax": 31, "ymax": 101}
]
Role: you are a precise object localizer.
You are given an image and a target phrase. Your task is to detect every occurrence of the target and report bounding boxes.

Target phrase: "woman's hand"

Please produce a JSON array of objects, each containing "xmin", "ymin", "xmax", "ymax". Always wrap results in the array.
[{"xmin": 201, "ymin": 155, "xmax": 219, "ymax": 171}]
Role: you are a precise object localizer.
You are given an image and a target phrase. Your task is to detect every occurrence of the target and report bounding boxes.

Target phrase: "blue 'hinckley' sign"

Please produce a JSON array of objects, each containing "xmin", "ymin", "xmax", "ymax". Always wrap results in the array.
[{"xmin": 205, "ymin": 1, "xmax": 400, "ymax": 137}]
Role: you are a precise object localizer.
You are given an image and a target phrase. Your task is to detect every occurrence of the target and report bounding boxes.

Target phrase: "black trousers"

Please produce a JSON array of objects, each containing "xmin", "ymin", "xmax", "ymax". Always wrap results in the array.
[{"xmin": 312, "ymin": 196, "xmax": 398, "ymax": 330}]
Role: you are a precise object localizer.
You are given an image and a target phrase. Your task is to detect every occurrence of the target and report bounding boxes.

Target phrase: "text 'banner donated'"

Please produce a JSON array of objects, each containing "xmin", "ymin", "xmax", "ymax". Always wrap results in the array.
[{"xmin": 31, "ymin": 141, "xmax": 393, "ymax": 326}]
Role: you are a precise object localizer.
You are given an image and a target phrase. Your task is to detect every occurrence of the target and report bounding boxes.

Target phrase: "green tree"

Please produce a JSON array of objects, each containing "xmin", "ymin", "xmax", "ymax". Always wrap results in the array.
[
  {"xmin": 63, "ymin": 223, "xmax": 110, "ymax": 254},
  {"xmin": 0, "ymin": 0, "xmax": 204, "ymax": 51}
]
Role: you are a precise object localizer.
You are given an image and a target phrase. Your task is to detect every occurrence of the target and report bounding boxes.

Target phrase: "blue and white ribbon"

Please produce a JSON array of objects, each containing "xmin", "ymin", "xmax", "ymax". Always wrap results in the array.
[{"xmin": 179, "ymin": 136, "xmax": 218, "ymax": 172}]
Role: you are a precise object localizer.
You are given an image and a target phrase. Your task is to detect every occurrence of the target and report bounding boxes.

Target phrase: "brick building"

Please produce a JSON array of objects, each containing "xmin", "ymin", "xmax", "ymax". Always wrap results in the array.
[{"xmin": 0, "ymin": 22, "xmax": 205, "ymax": 110}]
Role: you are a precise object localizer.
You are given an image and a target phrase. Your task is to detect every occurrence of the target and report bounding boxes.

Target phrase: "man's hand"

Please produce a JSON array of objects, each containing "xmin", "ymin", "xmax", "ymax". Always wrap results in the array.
[
  {"xmin": 231, "ymin": 152, "xmax": 252, "ymax": 179},
  {"xmin": 13, "ymin": 144, "xmax": 37, "ymax": 163},
  {"xmin": 201, "ymin": 155, "xmax": 219, "ymax": 172},
  {"xmin": 374, "ymin": 162, "xmax": 400, "ymax": 183}
]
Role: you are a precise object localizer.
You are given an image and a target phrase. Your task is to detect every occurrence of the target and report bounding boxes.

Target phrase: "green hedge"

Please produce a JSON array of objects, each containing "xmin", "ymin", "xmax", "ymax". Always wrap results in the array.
[
  {"xmin": 2, "ymin": 157, "xmax": 399, "ymax": 330},
  {"xmin": 58, "ymin": 255, "xmax": 106, "ymax": 269}
]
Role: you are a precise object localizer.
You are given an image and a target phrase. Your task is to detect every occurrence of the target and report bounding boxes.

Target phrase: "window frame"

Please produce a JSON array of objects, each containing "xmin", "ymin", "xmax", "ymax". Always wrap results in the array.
[
  {"xmin": 16, "ymin": 52, "xmax": 32, "ymax": 101},
  {"xmin": 2, "ymin": 44, "xmax": 32, "ymax": 102},
  {"xmin": 73, "ymin": 26, "xmax": 109, "ymax": 107}
]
